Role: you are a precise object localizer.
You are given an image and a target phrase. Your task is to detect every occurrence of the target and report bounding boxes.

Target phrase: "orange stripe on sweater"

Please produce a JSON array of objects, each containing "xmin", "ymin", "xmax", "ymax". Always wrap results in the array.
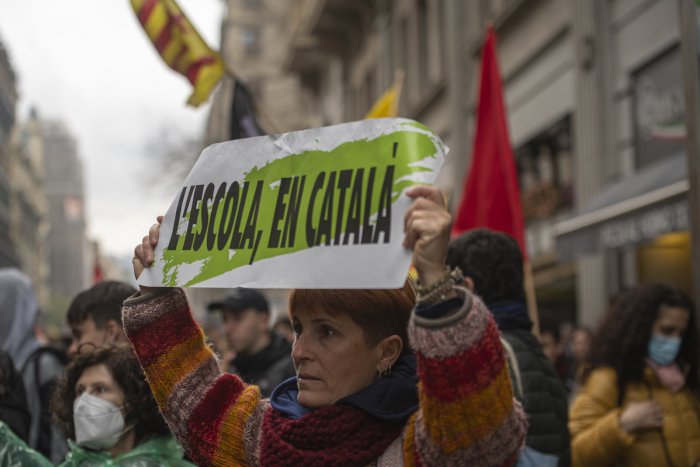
[
  {"xmin": 212, "ymin": 385, "xmax": 261, "ymax": 466},
  {"xmin": 403, "ymin": 412, "xmax": 419, "ymax": 467},
  {"xmin": 419, "ymin": 365, "xmax": 514, "ymax": 454},
  {"xmin": 144, "ymin": 330, "xmax": 213, "ymax": 406}
]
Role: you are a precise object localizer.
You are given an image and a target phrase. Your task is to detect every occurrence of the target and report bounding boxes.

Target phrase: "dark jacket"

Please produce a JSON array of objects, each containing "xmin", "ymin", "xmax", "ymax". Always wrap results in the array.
[
  {"xmin": 230, "ymin": 333, "xmax": 295, "ymax": 396},
  {"xmin": 271, "ymin": 353, "xmax": 418, "ymax": 421},
  {"xmin": 0, "ymin": 351, "xmax": 30, "ymax": 442},
  {"xmin": 490, "ymin": 301, "xmax": 571, "ymax": 467},
  {"xmin": 21, "ymin": 347, "xmax": 68, "ymax": 463}
]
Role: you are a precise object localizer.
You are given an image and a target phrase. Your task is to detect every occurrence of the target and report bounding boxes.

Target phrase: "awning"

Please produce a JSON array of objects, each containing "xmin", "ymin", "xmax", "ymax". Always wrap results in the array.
[{"xmin": 554, "ymin": 153, "xmax": 689, "ymax": 260}]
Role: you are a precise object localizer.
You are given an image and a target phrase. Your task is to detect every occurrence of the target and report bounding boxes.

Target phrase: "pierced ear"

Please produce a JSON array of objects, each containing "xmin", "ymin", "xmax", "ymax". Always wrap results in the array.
[{"xmin": 376, "ymin": 335, "xmax": 403, "ymax": 373}]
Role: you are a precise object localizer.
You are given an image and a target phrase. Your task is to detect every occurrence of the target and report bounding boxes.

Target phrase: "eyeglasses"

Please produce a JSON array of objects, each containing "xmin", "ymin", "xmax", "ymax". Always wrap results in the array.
[{"xmin": 75, "ymin": 342, "xmax": 98, "ymax": 356}]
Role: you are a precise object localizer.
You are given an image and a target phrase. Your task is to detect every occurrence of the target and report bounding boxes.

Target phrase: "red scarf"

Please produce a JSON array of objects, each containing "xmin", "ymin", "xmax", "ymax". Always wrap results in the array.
[{"xmin": 259, "ymin": 404, "xmax": 404, "ymax": 466}]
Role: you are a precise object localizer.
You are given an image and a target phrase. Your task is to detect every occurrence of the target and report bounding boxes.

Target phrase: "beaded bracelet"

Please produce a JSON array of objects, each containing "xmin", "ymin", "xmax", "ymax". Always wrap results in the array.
[{"xmin": 415, "ymin": 266, "xmax": 464, "ymax": 306}]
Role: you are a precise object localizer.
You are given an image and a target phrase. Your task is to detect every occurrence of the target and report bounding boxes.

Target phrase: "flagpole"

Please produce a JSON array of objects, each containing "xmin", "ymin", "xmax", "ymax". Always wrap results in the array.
[
  {"xmin": 393, "ymin": 69, "xmax": 406, "ymax": 115},
  {"xmin": 222, "ymin": 65, "xmax": 280, "ymax": 134},
  {"xmin": 523, "ymin": 261, "xmax": 540, "ymax": 338}
]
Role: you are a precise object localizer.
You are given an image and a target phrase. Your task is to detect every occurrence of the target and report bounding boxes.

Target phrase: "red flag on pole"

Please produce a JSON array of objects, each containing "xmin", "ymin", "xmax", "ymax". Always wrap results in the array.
[{"xmin": 452, "ymin": 26, "xmax": 527, "ymax": 259}]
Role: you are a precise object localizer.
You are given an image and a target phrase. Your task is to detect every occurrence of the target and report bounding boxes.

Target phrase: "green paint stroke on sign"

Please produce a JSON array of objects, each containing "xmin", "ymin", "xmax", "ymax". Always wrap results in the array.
[{"xmin": 161, "ymin": 123, "xmax": 442, "ymax": 286}]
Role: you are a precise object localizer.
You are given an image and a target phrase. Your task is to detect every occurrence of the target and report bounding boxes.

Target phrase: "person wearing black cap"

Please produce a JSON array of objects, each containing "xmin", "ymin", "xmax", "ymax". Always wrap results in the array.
[{"xmin": 208, "ymin": 288, "xmax": 295, "ymax": 396}]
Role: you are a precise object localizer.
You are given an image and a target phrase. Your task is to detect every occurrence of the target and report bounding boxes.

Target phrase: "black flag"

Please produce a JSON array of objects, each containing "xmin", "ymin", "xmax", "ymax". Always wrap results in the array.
[{"xmin": 230, "ymin": 80, "xmax": 265, "ymax": 140}]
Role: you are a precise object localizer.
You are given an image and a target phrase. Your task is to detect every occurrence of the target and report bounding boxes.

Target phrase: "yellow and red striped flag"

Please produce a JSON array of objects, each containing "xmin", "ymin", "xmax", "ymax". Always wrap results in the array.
[{"xmin": 130, "ymin": 0, "xmax": 224, "ymax": 106}]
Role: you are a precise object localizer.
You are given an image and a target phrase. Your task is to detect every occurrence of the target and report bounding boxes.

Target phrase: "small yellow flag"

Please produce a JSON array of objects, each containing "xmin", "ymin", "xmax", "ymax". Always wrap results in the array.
[
  {"xmin": 365, "ymin": 70, "xmax": 404, "ymax": 119},
  {"xmin": 130, "ymin": 0, "xmax": 224, "ymax": 107}
]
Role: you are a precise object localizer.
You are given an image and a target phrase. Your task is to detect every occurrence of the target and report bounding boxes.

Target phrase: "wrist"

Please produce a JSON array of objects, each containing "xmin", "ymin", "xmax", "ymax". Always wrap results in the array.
[
  {"xmin": 619, "ymin": 414, "xmax": 635, "ymax": 434},
  {"xmin": 415, "ymin": 266, "xmax": 463, "ymax": 306},
  {"xmin": 416, "ymin": 261, "xmax": 451, "ymax": 286},
  {"xmin": 419, "ymin": 269, "xmax": 446, "ymax": 287}
]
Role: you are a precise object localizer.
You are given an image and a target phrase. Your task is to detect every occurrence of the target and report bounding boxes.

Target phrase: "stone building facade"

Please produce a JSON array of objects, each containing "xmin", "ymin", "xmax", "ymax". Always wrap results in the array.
[
  {"xmin": 204, "ymin": 0, "xmax": 692, "ymax": 328},
  {"xmin": 8, "ymin": 109, "xmax": 49, "ymax": 305},
  {"xmin": 0, "ymin": 36, "xmax": 17, "ymax": 268},
  {"xmin": 42, "ymin": 120, "xmax": 90, "ymax": 310},
  {"xmin": 204, "ymin": 0, "xmax": 319, "ymax": 145}
]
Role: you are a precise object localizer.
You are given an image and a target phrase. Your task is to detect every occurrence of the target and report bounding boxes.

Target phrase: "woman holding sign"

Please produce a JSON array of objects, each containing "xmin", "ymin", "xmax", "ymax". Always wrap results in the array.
[{"xmin": 125, "ymin": 185, "xmax": 527, "ymax": 466}]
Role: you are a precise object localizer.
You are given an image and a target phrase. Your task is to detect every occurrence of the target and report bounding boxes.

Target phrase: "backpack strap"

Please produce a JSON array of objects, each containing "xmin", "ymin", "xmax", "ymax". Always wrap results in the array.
[
  {"xmin": 500, "ymin": 336, "xmax": 524, "ymax": 400},
  {"xmin": 20, "ymin": 346, "xmax": 67, "ymax": 455},
  {"xmin": 21, "ymin": 347, "xmax": 67, "ymax": 387}
]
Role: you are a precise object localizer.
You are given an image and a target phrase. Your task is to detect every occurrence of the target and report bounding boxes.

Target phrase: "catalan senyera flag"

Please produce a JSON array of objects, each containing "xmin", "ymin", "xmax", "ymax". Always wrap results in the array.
[
  {"xmin": 130, "ymin": 0, "xmax": 224, "ymax": 107},
  {"xmin": 365, "ymin": 71, "xmax": 404, "ymax": 119}
]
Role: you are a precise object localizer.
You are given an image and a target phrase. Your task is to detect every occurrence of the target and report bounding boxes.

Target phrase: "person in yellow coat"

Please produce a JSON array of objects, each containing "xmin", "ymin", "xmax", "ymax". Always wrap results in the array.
[{"xmin": 570, "ymin": 283, "xmax": 700, "ymax": 466}]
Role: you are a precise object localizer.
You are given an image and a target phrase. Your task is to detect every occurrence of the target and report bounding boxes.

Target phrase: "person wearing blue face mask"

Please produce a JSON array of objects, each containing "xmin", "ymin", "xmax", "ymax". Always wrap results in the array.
[
  {"xmin": 569, "ymin": 283, "xmax": 700, "ymax": 467},
  {"xmin": 50, "ymin": 345, "xmax": 195, "ymax": 466}
]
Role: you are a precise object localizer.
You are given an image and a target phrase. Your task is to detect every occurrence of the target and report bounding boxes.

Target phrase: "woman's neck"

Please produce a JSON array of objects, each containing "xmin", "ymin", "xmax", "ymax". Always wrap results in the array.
[{"xmin": 106, "ymin": 427, "xmax": 136, "ymax": 458}]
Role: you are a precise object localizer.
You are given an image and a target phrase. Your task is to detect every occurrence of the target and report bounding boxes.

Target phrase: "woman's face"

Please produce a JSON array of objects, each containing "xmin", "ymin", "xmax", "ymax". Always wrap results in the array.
[
  {"xmin": 291, "ymin": 307, "xmax": 384, "ymax": 408},
  {"xmin": 75, "ymin": 363, "xmax": 125, "ymax": 409},
  {"xmin": 651, "ymin": 305, "xmax": 690, "ymax": 339}
]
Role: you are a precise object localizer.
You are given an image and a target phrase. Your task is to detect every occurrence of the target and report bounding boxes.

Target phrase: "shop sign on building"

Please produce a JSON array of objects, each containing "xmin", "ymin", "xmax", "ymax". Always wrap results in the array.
[
  {"xmin": 633, "ymin": 46, "xmax": 686, "ymax": 168},
  {"xmin": 599, "ymin": 198, "xmax": 688, "ymax": 249}
]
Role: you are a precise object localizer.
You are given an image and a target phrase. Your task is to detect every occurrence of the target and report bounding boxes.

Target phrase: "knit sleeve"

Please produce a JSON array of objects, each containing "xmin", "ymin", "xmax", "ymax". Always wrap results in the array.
[
  {"xmin": 404, "ymin": 288, "xmax": 527, "ymax": 467},
  {"xmin": 122, "ymin": 288, "xmax": 264, "ymax": 467}
]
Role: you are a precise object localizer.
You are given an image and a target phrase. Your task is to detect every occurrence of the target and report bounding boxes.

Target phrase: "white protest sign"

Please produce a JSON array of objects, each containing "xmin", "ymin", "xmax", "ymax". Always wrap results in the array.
[{"xmin": 138, "ymin": 118, "xmax": 448, "ymax": 288}]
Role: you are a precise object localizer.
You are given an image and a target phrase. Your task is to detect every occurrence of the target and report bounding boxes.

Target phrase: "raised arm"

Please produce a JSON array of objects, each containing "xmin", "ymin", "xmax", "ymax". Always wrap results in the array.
[
  {"xmin": 124, "ymin": 218, "xmax": 264, "ymax": 466},
  {"xmin": 402, "ymin": 185, "xmax": 527, "ymax": 466}
]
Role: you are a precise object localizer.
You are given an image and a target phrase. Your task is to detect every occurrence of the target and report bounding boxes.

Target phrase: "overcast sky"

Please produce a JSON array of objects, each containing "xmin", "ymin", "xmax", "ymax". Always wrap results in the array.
[{"xmin": 0, "ymin": 0, "xmax": 224, "ymax": 258}]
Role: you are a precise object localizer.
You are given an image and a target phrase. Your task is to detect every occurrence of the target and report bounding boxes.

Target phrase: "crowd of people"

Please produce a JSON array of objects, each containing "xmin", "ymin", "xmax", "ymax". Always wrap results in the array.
[{"xmin": 0, "ymin": 183, "xmax": 698, "ymax": 466}]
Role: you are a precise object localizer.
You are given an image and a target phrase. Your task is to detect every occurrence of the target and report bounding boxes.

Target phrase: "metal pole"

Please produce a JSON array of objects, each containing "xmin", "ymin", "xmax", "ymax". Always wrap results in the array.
[{"xmin": 678, "ymin": 0, "xmax": 700, "ymax": 305}]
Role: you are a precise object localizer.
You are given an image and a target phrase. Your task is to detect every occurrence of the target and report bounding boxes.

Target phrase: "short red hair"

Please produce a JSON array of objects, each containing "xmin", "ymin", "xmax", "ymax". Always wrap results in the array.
[{"xmin": 289, "ymin": 281, "xmax": 415, "ymax": 351}]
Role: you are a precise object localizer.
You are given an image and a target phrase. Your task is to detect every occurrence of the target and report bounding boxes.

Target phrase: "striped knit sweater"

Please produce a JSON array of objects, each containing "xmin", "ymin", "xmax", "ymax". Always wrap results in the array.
[{"xmin": 122, "ymin": 287, "xmax": 526, "ymax": 466}]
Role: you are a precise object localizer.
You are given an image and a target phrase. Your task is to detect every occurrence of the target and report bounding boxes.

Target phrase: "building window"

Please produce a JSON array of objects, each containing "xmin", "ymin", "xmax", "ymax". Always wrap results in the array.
[
  {"xmin": 632, "ymin": 46, "xmax": 684, "ymax": 169},
  {"xmin": 516, "ymin": 117, "xmax": 573, "ymax": 223}
]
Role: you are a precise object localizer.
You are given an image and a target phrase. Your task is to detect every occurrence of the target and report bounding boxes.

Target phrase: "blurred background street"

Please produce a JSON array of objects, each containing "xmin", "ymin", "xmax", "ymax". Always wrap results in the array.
[{"xmin": 0, "ymin": 0, "xmax": 698, "ymax": 344}]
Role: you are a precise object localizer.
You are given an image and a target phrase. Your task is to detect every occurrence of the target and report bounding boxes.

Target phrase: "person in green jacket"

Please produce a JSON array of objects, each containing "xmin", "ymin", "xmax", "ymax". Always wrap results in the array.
[
  {"xmin": 0, "ymin": 420, "xmax": 52, "ymax": 467},
  {"xmin": 50, "ymin": 344, "xmax": 194, "ymax": 466}
]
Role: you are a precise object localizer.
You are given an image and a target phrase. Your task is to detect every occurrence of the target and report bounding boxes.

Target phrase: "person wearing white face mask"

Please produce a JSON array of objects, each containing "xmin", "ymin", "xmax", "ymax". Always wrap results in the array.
[
  {"xmin": 569, "ymin": 283, "xmax": 700, "ymax": 467},
  {"xmin": 50, "ymin": 344, "xmax": 194, "ymax": 466}
]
